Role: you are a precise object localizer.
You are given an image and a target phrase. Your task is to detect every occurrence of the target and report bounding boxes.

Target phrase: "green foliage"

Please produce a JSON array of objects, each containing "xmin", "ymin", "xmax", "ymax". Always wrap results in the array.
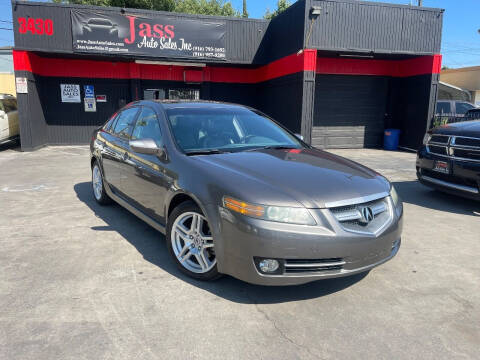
[
  {"xmin": 264, "ymin": 0, "xmax": 291, "ymax": 20},
  {"xmin": 242, "ymin": 0, "xmax": 248, "ymax": 18},
  {"xmin": 433, "ymin": 116, "xmax": 449, "ymax": 128},
  {"xmin": 174, "ymin": 0, "xmax": 239, "ymax": 16},
  {"xmin": 51, "ymin": 0, "xmax": 238, "ymax": 16}
]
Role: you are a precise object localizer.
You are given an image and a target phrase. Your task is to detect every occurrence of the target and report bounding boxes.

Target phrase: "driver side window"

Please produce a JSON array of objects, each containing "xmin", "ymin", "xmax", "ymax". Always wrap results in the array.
[{"xmin": 131, "ymin": 107, "xmax": 162, "ymax": 146}]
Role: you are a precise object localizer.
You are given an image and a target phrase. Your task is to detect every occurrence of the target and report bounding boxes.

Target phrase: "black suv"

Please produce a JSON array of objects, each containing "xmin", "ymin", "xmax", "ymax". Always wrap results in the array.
[{"xmin": 416, "ymin": 121, "xmax": 480, "ymax": 201}]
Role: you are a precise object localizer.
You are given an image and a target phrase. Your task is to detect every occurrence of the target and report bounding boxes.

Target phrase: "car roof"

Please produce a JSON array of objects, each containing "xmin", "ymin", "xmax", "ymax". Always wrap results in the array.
[{"xmin": 132, "ymin": 100, "xmax": 250, "ymax": 111}]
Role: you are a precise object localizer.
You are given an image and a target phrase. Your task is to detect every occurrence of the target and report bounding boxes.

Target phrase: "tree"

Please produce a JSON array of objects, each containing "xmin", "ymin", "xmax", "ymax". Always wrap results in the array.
[
  {"xmin": 174, "ymin": 0, "xmax": 239, "ymax": 17},
  {"xmin": 52, "ymin": 0, "xmax": 176, "ymax": 11},
  {"xmin": 242, "ymin": 0, "xmax": 248, "ymax": 18},
  {"xmin": 51, "ymin": 0, "xmax": 239, "ymax": 16},
  {"xmin": 264, "ymin": 0, "xmax": 291, "ymax": 20}
]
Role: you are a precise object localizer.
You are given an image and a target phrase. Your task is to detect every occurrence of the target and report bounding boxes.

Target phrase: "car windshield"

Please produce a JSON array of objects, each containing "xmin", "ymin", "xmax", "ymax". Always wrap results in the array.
[
  {"xmin": 89, "ymin": 19, "xmax": 112, "ymax": 26},
  {"xmin": 166, "ymin": 107, "xmax": 303, "ymax": 154}
]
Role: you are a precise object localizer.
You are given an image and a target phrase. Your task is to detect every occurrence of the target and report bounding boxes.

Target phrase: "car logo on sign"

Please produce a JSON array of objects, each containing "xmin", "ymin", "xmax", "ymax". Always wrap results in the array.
[{"xmin": 361, "ymin": 206, "xmax": 374, "ymax": 224}]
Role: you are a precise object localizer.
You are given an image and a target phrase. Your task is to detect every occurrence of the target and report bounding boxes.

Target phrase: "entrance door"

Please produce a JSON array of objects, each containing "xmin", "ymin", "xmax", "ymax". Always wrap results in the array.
[
  {"xmin": 143, "ymin": 88, "xmax": 200, "ymax": 101},
  {"xmin": 144, "ymin": 89, "xmax": 166, "ymax": 100},
  {"xmin": 168, "ymin": 88, "xmax": 200, "ymax": 100}
]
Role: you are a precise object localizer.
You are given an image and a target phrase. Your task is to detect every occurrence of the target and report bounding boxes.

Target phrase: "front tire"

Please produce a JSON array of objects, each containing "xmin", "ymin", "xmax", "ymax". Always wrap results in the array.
[
  {"xmin": 166, "ymin": 201, "xmax": 221, "ymax": 281},
  {"xmin": 92, "ymin": 161, "xmax": 112, "ymax": 205}
]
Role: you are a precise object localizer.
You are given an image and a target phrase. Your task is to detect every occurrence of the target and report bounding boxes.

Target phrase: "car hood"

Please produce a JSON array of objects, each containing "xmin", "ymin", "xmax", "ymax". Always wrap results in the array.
[
  {"xmin": 194, "ymin": 148, "xmax": 390, "ymax": 209},
  {"xmin": 433, "ymin": 120, "xmax": 480, "ymax": 137}
]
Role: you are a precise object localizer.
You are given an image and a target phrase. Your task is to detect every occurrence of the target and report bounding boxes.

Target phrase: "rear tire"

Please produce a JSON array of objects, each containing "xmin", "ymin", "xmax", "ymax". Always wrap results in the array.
[
  {"xmin": 92, "ymin": 161, "xmax": 112, "ymax": 205},
  {"xmin": 166, "ymin": 201, "xmax": 221, "ymax": 281}
]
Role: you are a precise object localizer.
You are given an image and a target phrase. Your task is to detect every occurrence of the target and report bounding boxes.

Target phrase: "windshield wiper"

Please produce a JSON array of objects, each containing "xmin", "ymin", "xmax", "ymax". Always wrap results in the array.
[
  {"xmin": 185, "ymin": 149, "xmax": 230, "ymax": 156},
  {"xmin": 245, "ymin": 145, "xmax": 300, "ymax": 152}
]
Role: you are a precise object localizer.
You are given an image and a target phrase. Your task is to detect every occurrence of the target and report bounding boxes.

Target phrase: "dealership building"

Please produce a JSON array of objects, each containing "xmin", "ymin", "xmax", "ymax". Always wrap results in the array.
[{"xmin": 12, "ymin": 0, "xmax": 443, "ymax": 151}]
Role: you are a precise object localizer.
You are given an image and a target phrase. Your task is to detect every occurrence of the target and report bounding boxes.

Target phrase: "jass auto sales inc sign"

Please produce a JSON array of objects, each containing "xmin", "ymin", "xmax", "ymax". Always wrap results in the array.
[{"xmin": 71, "ymin": 10, "xmax": 226, "ymax": 60}]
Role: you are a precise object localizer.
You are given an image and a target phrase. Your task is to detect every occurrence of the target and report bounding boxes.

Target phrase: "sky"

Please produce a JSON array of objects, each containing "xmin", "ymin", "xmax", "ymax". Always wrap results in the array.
[{"xmin": 0, "ymin": 0, "xmax": 479, "ymax": 68}]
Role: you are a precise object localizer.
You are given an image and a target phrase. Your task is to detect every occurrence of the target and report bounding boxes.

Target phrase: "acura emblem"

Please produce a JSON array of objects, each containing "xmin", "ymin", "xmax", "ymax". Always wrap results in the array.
[{"xmin": 361, "ymin": 206, "xmax": 374, "ymax": 223}]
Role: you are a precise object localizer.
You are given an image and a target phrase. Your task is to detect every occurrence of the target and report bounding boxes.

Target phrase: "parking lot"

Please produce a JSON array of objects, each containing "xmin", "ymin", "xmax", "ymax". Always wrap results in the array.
[{"xmin": 0, "ymin": 144, "xmax": 479, "ymax": 360}]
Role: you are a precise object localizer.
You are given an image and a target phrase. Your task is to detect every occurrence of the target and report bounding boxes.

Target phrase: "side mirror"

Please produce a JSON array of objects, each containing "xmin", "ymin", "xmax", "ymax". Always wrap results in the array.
[
  {"xmin": 129, "ymin": 138, "xmax": 163, "ymax": 156},
  {"xmin": 295, "ymin": 133, "xmax": 304, "ymax": 141}
]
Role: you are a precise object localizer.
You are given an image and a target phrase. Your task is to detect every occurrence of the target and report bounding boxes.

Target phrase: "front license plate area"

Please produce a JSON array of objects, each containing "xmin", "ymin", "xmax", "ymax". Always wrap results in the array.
[{"xmin": 433, "ymin": 160, "xmax": 450, "ymax": 174}]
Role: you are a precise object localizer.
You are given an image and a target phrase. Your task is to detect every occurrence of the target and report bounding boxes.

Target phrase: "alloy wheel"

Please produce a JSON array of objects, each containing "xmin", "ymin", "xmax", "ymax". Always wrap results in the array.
[
  {"xmin": 92, "ymin": 165, "xmax": 103, "ymax": 201},
  {"xmin": 171, "ymin": 211, "xmax": 216, "ymax": 274}
]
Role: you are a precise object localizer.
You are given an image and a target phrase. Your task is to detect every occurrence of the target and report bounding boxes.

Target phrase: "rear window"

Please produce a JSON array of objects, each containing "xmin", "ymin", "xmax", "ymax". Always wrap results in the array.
[
  {"xmin": 89, "ymin": 19, "xmax": 112, "ymax": 26},
  {"xmin": 455, "ymin": 102, "xmax": 475, "ymax": 115},
  {"xmin": 436, "ymin": 102, "xmax": 451, "ymax": 114}
]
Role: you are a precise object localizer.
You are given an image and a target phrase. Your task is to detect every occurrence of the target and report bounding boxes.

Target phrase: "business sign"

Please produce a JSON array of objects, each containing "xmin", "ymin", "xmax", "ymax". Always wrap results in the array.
[
  {"xmin": 84, "ymin": 98, "xmax": 96, "ymax": 112},
  {"xmin": 84, "ymin": 85, "xmax": 95, "ymax": 98},
  {"xmin": 16, "ymin": 77, "xmax": 28, "ymax": 94},
  {"xmin": 71, "ymin": 10, "xmax": 226, "ymax": 60},
  {"xmin": 60, "ymin": 84, "xmax": 81, "ymax": 103}
]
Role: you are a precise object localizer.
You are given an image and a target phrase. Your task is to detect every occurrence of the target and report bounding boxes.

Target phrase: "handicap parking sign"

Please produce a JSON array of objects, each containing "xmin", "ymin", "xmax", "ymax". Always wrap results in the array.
[{"xmin": 84, "ymin": 85, "xmax": 95, "ymax": 98}]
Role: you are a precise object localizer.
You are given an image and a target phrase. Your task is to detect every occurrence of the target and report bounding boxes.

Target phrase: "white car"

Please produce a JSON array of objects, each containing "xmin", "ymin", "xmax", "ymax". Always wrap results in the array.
[{"xmin": 0, "ymin": 94, "xmax": 19, "ymax": 144}]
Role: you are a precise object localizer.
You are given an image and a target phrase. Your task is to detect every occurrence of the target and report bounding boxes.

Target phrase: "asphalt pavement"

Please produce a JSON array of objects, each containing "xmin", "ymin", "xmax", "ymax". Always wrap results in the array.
[{"xmin": 0, "ymin": 144, "xmax": 479, "ymax": 359}]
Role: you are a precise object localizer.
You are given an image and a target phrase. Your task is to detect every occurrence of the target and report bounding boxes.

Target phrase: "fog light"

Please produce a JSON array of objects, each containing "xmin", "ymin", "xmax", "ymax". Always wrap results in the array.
[{"xmin": 259, "ymin": 259, "xmax": 279, "ymax": 273}]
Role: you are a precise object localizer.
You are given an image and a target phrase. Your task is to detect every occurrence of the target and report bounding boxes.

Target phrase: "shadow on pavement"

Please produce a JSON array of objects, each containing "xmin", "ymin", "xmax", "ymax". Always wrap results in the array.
[
  {"xmin": 74, "ymin": 181, "xmax": 367, "ymax": 304},
  {"xmin": 393, "ymin": 180, "xmax": 480, "ymax": 217}
]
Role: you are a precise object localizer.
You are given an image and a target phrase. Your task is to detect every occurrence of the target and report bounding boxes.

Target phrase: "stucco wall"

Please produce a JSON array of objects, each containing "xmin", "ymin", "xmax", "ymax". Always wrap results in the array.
[{"xmin": 0, "ymin": 73, "xmax": 16, "ymax": 95}]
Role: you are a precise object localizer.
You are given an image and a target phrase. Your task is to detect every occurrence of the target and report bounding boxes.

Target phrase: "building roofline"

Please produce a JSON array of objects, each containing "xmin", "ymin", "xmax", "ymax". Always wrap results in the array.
[
  {"xmin": 309, "ymin": 0, "xmax": 443, "ymax": 13},
  {"xmin": 439, "ymin": 81, "xmax": 468, "ymax": 92},
  {"xmin": 12, "ymin": 0, "xmax": 269, "ymax": 23}
]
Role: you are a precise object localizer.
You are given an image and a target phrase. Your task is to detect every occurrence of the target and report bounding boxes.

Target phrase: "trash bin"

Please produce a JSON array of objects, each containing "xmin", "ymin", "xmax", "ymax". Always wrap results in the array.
[{"xmin": 384, "ymin": 129, "xmax": 401, "ymax": 151}]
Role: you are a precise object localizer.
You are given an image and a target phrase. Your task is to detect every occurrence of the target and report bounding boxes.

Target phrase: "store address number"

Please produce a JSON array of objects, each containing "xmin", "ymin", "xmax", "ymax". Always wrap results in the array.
[{"xmin": 17, "ymin": 17, "xmax": 54, "ymax": 35}]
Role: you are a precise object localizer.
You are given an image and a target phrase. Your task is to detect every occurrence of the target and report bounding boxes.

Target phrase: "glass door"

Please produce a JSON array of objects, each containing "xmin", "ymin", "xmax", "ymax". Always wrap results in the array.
[{"xmin": 168, "ymin": 88, "xmax": 200, "ymax": 100}]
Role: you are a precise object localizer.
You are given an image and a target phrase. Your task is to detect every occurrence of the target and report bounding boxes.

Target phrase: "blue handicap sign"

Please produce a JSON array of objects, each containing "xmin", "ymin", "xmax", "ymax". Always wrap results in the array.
[{"xmin": 84, "ymin": 85, "xmax": 95, "ymax": 98}]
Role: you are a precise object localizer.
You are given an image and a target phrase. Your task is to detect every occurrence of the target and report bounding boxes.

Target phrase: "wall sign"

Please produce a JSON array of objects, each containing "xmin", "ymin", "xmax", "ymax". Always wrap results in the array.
[
  {"xmin": 96, "ymin": 95, "xmax": 107, "ymax": 102},
  {"xmin": 16, "ymin": 77, "xmax": 28, "ymax": 94},
  {"xmin": 84, "ymin": 85, "xmax": 95, "ymax": 98},
  {"xmin": 60, "ymin": 84, "xmax": 81, "ymax": 103},
  {"xmin": 71, "ymin": 10, "xmax": 226, "ymax": 60},
  {"xmin": 17, "ymin": 17, "xmax": 54, "ymax": 36},
  {"xmin": 84, "ymin": 98, "xmax": 96, "ymax": 112}
]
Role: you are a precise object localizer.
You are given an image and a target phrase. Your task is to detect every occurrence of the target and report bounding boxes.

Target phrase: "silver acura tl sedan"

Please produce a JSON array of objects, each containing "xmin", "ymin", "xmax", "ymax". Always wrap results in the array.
[{"xmin": 90, "ymin": 101, "xmax": 403, "ymax": 286}]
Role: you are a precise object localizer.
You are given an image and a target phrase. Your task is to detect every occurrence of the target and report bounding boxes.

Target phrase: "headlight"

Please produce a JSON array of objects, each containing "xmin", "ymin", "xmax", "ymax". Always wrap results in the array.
[
  {"xmin": 390, "ymin": 185, "xmax": 400, "ymax": 207},
  {"xmin": 422, "ymin": 133, "xmax": 431, "ymax": 145},
  {"xmin": 223, "ymin": 196, "xmax": 316, "ymax": 225}
]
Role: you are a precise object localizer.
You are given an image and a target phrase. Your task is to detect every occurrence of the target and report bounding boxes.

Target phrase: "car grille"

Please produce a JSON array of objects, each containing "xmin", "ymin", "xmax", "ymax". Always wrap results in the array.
[
  {"xmin": 452, "ymin": 148, "xmax": 480, "ymax": 161},
  {"xmin": 428, "ymin": 145, "xmax": 448, "ymax": 156},
  {"xmin": 430, "ymin": 135, "xmax": 449, "ymax": 144},
  {"xmin": 454, "ymin": 137, "xmax": 480, "ymax": 147},
  {"xmin": 427, "ymin": 135, "xmax": 480, "ymax": 163},
  {"xmin": 329, "ymin": 197, "xmax": 392, "ymax": 235},
  {"xmin": 284, "ymin": 258, "xmax": 345, "ymax": 273}
]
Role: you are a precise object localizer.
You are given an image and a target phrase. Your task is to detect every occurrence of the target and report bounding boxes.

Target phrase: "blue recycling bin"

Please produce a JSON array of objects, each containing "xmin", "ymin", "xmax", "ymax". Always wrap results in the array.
[{"xmin": 384, "ymin": 129, "xmax": 401, "ymax": 151}]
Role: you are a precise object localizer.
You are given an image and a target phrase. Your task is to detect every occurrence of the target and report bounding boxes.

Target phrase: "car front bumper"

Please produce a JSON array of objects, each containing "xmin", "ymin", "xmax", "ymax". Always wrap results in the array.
[
  {"xmin": 416, "ymin": 146, "xmax": 480, "ymax": 201},
  {"xmin": 207, "ymin": 200, "xmax": 403, "ymax": 286}
]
